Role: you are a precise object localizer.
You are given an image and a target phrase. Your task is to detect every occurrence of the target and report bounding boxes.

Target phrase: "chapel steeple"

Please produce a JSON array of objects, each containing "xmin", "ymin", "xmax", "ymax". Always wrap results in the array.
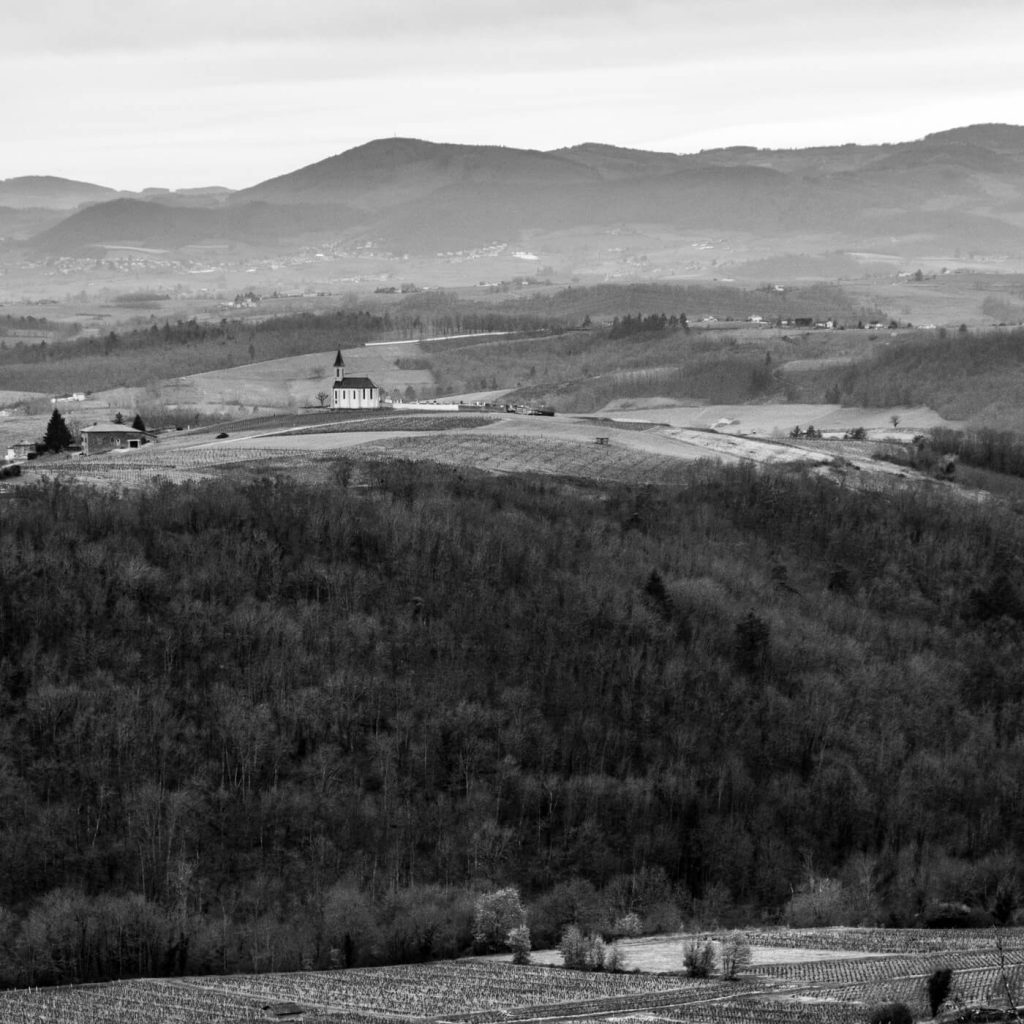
[{"xmin": 334, "ymin": 350, "xmax": 344, "ymax": 382}]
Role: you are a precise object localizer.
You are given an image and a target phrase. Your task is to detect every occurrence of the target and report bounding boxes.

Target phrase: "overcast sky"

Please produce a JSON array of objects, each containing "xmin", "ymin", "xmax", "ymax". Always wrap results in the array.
[{"xmin": 5, "ymin": 0, "xmax": 1024, "ymax": 191}]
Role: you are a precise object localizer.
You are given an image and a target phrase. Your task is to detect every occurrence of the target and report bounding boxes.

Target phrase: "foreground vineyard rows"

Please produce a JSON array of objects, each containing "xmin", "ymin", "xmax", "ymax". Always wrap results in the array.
[
  {"xmin": 357, "ymin": 433, "xmax": 697, "ymax": 483},
  {"xmin": 4, "ymin": 930, "xmax": 1024, "ymax": 1024},
  {"xmin": 25, "ymin": 446, "xmax": 340, "ymax": 487}
]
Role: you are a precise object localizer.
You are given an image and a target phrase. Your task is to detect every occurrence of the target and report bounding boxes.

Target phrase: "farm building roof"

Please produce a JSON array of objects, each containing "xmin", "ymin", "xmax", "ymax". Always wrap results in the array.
[
  {"xmin": 81, "ymin": 424, "xmax": 147, "ymax": 434},
  {"xmin": 332, "ymin": 377, "xmax": 377, "ymax": 389}
]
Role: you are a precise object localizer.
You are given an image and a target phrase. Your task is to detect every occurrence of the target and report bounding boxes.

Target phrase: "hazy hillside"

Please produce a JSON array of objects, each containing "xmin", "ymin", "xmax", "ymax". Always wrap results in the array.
[
  {"xmin": 551, "ymin": 141, "xmax": 697, "ymax": 178},
  {"xmin": 22, "ymin": 124, "xmax": 1024, "ymax": 261},
  {"xmin": 229, "ymin": 137, "xmax": 600, "ymax": 210},
  {"xmin": 28, "ymin": 196, "xmax": 366, "ymax": 253},
  {"xmin": 0, "ymin": 174, "xmax": 121, "ymax": 210},
  {"xmin": 0, "ymin": 206, "xmax": 68, "ymax": 241}
]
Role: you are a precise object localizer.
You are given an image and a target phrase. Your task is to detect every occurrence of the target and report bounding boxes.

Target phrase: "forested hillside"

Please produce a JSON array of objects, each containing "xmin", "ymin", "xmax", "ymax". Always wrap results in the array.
[
  {"xmin": 3, "ymin": 458, "xmax": 1024, "ymax": 986},
  {"xmin": 818, "ymin": 326, "xmax": 1024, "ymax": 428}
]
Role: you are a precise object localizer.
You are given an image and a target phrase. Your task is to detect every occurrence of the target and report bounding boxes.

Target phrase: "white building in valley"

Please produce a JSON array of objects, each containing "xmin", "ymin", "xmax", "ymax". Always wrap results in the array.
[{"xmin": 331, "ymin": 350, "xmax": 380, "ymax": 410}]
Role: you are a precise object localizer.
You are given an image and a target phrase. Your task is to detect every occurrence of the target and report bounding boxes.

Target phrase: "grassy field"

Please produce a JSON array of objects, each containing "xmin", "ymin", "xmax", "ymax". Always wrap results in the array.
[{"xmin": 2, "ymin": 929, "xmax": 1022, "ymax": 1023}]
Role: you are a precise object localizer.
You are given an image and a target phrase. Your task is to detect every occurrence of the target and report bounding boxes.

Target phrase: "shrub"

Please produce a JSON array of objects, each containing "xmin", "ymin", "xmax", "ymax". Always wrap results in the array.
[
  {"xmin": 684, "ymin": 938, "xmax": 717, "ymax": 978},
  {"xmin": 507, "ymin": 924, "xmax": 531, "ymax": 965},
  {"xmin": 584, "ymin": 935, "xmax": 608, "ymax": 971},
  {"xmin": 612, "ymin": 912, "xmax": 643, "ymax": 938},
  {"xmin": 927, "ymin": 967, "xmax": 953, "ymax": 1017},
  {"xmin": 784, "ymin": 875, "xmax": 851, "ymax": 927},
  {"xmin": 869, "ymin": 1003, "xmax": 913, "ymax": 1024},
  {"xmin": 560, "ymin": 924, "xmax": 615, "ymax": 972},
  {"xmin": 604, "ymin": 942, "xmax": 625, "ymax": 972},
  {"xmin": 560, "ymin": 924, "xmax": 588, "ymax": 970}
]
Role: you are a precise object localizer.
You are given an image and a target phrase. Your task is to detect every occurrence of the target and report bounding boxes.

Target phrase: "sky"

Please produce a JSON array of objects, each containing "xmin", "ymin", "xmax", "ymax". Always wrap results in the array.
[{"xmin": 5, "ymin": 0, "xmax": 1024, "ymax": 191}]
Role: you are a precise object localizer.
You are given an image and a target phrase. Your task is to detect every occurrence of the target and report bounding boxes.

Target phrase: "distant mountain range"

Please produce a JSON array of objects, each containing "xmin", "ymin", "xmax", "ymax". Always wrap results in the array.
[{"xmin": 7, "ymin": 124, "xmax": 1024, "ymax": 262}]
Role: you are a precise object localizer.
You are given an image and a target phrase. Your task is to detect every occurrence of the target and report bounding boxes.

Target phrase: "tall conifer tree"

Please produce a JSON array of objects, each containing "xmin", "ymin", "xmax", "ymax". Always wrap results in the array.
[{"xmin": 42, "ymin": 409, "xmax": 73, "ymax": 452}]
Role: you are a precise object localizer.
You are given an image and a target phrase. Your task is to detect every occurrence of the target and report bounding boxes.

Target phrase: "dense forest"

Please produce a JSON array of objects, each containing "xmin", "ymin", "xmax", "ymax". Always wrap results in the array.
[{"xmin": 3, "ymin": 456, "xmax": 1024, "ymax": 986}]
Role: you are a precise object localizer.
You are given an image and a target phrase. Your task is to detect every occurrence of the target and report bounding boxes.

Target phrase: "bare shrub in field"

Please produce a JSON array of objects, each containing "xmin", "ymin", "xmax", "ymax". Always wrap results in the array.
[
  {"xmin": 560, "ymin": 925, "xmax": 619, "ymax": 972},
  {"xmin": 721, "ymin": 932, "xmax": 753, "ymax": 980},
  {"xmin": 685, "ymin": 937, "xmax": 718, "ymax": 978},
  {"xmin": 508, "ymin": 924, "xmax": 532, "ymax": 965},
  {"xmin": 604, "ymin": 942, "xmax": 626, "ymax": 972}
]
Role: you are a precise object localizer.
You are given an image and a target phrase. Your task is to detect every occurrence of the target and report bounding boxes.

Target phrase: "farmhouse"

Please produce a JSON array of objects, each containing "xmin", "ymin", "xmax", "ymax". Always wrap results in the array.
[
  {"xmin": 331, "ymin": 350, "xmax": 380, "ymax": 410},
  {"xmin": 7, "ymin": 440, "xmax": 37, "ymax": 461},
  {"xmin": 81, "ymin": 423, "xmax": 154, "ymax": 456}
]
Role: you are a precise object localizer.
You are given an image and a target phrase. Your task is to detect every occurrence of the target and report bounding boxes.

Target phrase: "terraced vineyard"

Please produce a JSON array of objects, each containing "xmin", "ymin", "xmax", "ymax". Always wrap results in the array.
[
  {"xmin": 24, "ymin": 446, "xmax": 341, "ymax": 487},
  {"xmin": 277, "ymin": 414, "xmax": 498, "ymax": 434},
  {"xmin": 357, "ymin": 433, "xmax": 699, "ymax": 483},
  {"xmin": 4, "ymin": 930, "xmax": 1024, "ymax": 1024},
  {"xmin": 748, "ymin": 928, "xmax": 1024, "ymax": 956}
]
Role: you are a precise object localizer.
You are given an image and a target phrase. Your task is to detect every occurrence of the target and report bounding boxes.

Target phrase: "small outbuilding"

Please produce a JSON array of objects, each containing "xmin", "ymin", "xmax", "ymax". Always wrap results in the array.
[
  {"xmin": 81, "ymin": 423, "xmax": 154, "ymax": 456},
  {"xmin": 7, "ymin": 440, "xmax": 37, "ymax": 461}
]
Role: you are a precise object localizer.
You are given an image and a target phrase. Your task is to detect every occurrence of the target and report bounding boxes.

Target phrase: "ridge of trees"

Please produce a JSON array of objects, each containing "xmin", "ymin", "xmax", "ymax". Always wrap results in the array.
[
  {"xmin": 608, "ymin": 313, "xmax": 688, "ymax": 338},
  {"xmin": 509, "ymin": 282, "xmax": 884, "ymax": 323}
]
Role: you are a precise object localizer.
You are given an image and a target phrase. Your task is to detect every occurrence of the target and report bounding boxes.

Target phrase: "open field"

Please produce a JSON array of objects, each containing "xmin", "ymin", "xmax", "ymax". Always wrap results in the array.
[
  {"xmin": 595, "ymin": 401, "xmax": 963, "ymax": 435},
  {"xmin": 4, "ymin": 929, "xmax": 1024, "ymax": 1024}
]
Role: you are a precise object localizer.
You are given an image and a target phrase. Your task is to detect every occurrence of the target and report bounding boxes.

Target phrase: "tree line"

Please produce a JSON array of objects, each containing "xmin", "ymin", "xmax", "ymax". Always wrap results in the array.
[
  {"xmin": 608, "ymin": 313, "xmax": 689, "ymax": 338},
  {"xmin": 4, "ymin": 459, "xmax": 1024, "ymax": 986}
]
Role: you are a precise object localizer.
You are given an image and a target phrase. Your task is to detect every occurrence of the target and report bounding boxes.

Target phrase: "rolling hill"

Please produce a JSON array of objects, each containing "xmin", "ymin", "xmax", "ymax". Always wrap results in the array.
[
  {"xmin": 20, "ymin": 124, "xmax": 1024, "ymax": 260},
  {"xmin": 0, "ymin": 174, "xmax": 121, "ymax": 210},
  {"xmin": 229, "ymin": 136, "xmax": 601, "ymax": 209},
  {"xmin": 28, "ymin": 196, "xmax": 364, "ymax": 252}
]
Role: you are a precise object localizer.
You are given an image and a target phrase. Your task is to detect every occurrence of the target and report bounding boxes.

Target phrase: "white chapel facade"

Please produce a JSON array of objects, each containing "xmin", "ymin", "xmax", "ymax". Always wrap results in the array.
[{"xmin": 331, "ymin": 350, "xmax": 381, "ymax": 410}]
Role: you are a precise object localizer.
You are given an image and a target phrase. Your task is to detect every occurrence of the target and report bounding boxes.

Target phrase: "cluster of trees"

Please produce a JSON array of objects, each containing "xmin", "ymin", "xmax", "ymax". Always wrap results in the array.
[
  {"xmin": 5, "ymin": 459, "xmax": 1024, "ymax": 986},
  {"xmin": 608, "ymin": 313, "xmax": 689, "ymax": 338},
  {"xmin": 927, "ymin": 426, "xmax": 1024, "ymax": 479},
  {"xmin": 559, "ymin": 925, "xmax": 622, "ymax": 972}
]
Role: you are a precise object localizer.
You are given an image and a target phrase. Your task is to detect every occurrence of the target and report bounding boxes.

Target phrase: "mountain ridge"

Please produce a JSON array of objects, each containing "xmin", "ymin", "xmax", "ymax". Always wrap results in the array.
[{"xmin": 16, "ymin": 124, "xmax": 1024, "ymax": 261}]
